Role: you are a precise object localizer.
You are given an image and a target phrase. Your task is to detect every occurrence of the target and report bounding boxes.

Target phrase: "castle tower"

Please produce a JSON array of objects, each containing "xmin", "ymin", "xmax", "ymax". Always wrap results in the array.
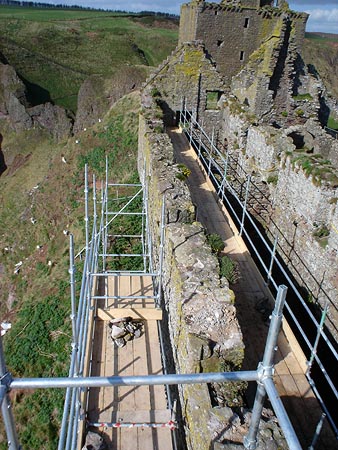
[{"xmin": 179, "ymin": 0, "xmax": 308, "ymax": 86}]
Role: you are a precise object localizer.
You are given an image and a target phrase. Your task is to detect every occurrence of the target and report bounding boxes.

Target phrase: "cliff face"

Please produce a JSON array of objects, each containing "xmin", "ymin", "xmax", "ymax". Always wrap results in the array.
[
  {"xmin": 0, "ymin": 61, "xmax": 32, "ymax": 130},
  {"xmin": 0, "ymin": 56, "xmax": 72, "ymax": 141},
  {"xmin": 74, "ymin": 67, "xmax": 147, "ymax": 133}
]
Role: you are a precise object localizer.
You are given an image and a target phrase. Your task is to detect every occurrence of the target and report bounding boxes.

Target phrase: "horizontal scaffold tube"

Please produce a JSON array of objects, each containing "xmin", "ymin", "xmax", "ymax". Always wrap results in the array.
[
  {"xmin": 11, "ymin": 371, "xmax": 259, "ymax": 389},
  {"xmin": 88, "ymin": 421, "xmax": 176, "ymax": 429}
]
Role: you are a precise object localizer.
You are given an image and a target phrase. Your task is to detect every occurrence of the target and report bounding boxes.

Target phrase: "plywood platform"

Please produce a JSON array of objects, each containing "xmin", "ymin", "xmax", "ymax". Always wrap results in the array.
[{"xmin": 87, "ymin": 275, "xmax": 173, "ymax": 450}]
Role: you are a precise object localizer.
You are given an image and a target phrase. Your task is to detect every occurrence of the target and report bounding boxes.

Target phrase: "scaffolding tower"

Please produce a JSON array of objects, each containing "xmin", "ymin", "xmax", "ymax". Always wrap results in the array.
[{"xmin": 0, "ymin": 159, "xmax": 327, "ymax": 450}]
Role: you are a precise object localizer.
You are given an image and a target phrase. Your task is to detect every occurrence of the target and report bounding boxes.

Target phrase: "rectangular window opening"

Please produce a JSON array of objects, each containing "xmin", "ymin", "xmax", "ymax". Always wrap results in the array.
[
  {"xmin": 206, "ymin": 91, "xmax": 222, "ymax": 110},
  {"xmin": 244, "ymin": 17, "xmax": 249, "ymax": 28}
]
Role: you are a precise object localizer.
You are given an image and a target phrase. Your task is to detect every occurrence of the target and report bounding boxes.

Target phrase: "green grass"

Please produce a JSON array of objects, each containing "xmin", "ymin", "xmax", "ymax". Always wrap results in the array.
[
  {"xmin": 0, "ymin": 6, "xmax": 127, "ymax": 21},
  {"xmin": 0, "ymin": 6, "xmax": 178, "ymax": 112},
  {"xmin": 0, "ymin": 91, "xmax": 142, "ymax": 448},
  {"xmin": 327, "ymin": 115, "xmax": 338, "ymax": 130}
]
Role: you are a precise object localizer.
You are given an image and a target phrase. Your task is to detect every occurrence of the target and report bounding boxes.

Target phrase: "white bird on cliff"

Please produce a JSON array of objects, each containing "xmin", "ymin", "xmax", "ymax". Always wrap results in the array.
[
  {"xmin": 30, "ymin": 217, "xmax": 37, "ymax": 224},
  {"xmin": 61, "ymin": 155, "xmax": 67, "ymax": 164}
]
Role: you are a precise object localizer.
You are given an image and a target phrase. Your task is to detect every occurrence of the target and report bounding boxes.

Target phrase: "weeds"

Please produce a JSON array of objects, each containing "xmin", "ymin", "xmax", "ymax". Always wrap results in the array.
[{"xmin": 219, "ymin": 255, "xmax": 239, "ymax": 284}]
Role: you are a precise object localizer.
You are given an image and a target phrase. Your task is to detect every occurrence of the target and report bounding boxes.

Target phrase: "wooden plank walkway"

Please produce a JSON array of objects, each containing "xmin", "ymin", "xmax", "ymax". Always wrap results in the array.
[
  {"xmin": 87, "ymin": 275, "xmax": 173, "ymax": 450},
  {"xmin": 168, "ymin": 127, "xmax": 336, "ymax": 449}
]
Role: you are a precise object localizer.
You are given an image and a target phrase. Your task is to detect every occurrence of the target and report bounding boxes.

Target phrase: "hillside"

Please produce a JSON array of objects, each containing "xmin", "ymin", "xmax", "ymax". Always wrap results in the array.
[
  {"xmin": 0, "ymin": 7, "xmax": 179, "ymax": 448},
  {"xmin": 0, "ymin": 6, "xmax": 179, "ymax": 111},
  {"xmin": 304, "ymin": 32, "xmax": 338, "ymax": 101},
  {"xmin": 0, "ymin": 90, "xmax": 143, "ymax": 449}
]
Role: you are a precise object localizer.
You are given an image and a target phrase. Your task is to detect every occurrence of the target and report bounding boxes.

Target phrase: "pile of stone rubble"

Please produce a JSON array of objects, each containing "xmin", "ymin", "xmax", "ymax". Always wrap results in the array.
[{"xmin": 109, "ymin": 317, "xmax": 143, "ymax": 347}]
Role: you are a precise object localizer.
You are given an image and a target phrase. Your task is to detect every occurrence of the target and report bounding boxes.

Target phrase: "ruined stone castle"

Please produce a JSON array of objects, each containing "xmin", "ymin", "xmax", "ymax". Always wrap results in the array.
[
  {"xmin": 139, "ymin": 2, "xmax": 338, "ymax": 446},
  {"xmin": 143, "ymin": 0, "xmax": 338, "ymax": 335}
]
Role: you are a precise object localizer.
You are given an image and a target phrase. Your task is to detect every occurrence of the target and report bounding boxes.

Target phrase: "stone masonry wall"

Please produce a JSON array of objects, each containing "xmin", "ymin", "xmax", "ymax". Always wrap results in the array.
[
  {"xmin": 179, "ymin": 2, "xmax": 308, "ymax": 87},
  {"xmin": 138, "ymin": 98, "xmax": 244, "ymax": 449},
  {"xmin": 221, "ymin": 102, "xmax": 338, "ymax": 339},
  {"xmin": 138, "ymin": 94, "xmax": 287, "ymax": 449}
]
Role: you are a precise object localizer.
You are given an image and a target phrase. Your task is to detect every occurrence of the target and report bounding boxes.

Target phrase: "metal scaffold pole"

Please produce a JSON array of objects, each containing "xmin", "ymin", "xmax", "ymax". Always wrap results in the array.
[
  {"xmin": 244, "ymin": 285, "xmax": 302, "ymax": 450},
  {"xmin": 0, "ymin": 336, "xmax": 20, "ymax": 450},
  {"xmin": 240, "ymin": 174, "xmax": 251, "ymax": 236},
  {"xmin": 84, "ymin": 164, "xmax": 89, "ymax": 256},
  {"xmin": 69, "ymin": 234, "xmax": 79, "ymax": 374}
]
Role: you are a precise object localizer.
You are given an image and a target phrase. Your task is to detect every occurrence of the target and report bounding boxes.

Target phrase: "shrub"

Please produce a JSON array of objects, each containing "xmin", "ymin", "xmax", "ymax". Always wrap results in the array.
[
  {"xmin": 176, "ymin": 163, "xmax": 191, "ymax": 181},
  {"xmin": 207, "ymin": 233, "xmax": 225, "ymax": 253}
]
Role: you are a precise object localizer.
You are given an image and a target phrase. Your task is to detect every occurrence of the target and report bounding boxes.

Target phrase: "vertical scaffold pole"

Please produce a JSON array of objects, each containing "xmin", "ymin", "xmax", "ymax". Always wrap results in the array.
[
  {"xmin": 69, "ymin": 233, "xmax": 79, "ymax": 375},
  {"xmin": 93, "ymin": 174, "xmax": 97, "ymax": 236},
  {"xmin": 103, "ymin": 156, "xmax": 109, "ymax": 272},
  {"xmin": 309, "ymin": 413, "xmax": 326, "ymax": 450},
  {"xmin": 307, "ymin": 302, "xmax": 328, "ymax": 377},
  {"xmin": 266, "ymin": 234, "xmax": 278, "ymax": 286},
  {"xmin": 142, "ymin": 183, "xmax": 146, "ymax": 272},
  {"xmin": 198, "ymin": 125, "xmax": 202, "ymax": 159},
  {"xmin": 189, "ymin": 114, "xmax": 193, "ymax": 146},
  {"xmin": 240, "ymin": 174, "xmax": 251, "ymax": 236},
  {"xmin": 244, "ymin": 285, "xmax": 297, "ymax": 450},
  {"xmin": 0, "ymin": 336, "xmax": 20, "ymax": 450},
  {"xmin": 100, "ymin": 180, "xmax": 105, "ymax": 273},
  {"xmin": 84, "ymin": 164, "xmax": 89, "ymax": 256},
  {"xmin": 157, "ymin": 196, "xmax": 166, "ymax": 307}
]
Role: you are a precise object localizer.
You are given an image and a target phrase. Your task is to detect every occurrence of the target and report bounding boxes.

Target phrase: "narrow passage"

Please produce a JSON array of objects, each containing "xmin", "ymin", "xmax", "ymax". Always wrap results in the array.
[{"xmin": 168, "ymin": 127, "xmax": 336, "ymax": 449}]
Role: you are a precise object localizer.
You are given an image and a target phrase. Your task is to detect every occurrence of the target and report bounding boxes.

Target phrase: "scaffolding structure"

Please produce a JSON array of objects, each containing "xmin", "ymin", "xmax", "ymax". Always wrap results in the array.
[
  {"xmin": 0, "ymin": 156, "xmax": 332, "ymax": 450},
  {"xmin": 179, "ymin": 102, "xmax": 338, "ymax": 438}
]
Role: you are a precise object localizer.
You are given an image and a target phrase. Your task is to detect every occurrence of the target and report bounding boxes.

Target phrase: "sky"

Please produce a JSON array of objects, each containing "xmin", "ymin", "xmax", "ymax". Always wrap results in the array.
[{"xmin": 28, "ymin": 0, "xmax": 338, "ymax": 34}]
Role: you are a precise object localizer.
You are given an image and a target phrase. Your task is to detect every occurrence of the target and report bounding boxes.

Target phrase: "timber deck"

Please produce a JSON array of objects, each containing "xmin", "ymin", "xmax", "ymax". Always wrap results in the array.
[{"xmin": 87, "ymin": 275, "xmax": 173, "ymax": 450}]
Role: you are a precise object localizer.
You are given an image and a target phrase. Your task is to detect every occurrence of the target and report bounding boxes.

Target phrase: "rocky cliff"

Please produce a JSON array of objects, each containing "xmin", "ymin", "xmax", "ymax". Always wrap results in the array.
[{"xmin": 0, "ymin": 55, "xmax": 72, "ymax": 141}]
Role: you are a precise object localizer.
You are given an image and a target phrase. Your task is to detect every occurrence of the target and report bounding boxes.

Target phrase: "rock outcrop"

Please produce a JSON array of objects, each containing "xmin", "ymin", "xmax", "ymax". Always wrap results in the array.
[
  {"xmin": 0, "ymin": 56, "xmax": 72, "ymax": 141},
  {"xmin": 74, "ymin": 67, "xmax": 147, "ymax": 132}
]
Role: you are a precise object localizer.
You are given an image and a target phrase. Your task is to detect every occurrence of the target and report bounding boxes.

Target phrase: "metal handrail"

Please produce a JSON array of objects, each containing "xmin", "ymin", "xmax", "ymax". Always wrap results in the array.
[{"xmin": 180, "ymin": 105, "xmax": 338, "ymax": 436}]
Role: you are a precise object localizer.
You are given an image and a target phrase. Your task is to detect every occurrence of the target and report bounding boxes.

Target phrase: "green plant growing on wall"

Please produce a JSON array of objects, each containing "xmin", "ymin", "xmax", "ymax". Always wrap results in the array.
[
  {"xmin": 207, "ymin": 233, "xmax": 225, "ymax": 254},
  {"xmin": 295, "ymin": 108, "xmax": 305, "ymax": 117},
  {"xmin": 267, "ymin": 174, "xmax": 278, "ymax": 185},
  {"xmin": 219, "ymin": 255, "xmax": 239, "ymax": 284},
  {"xmin": 292, "ymin": 93, "xmax": 313, "ymax": 101},
  {"xmin": 313, "ymin": 224, "xmax": 330, "ymax": 248},
  {"xmin": 313, "ymin": 225, "xmax": 330, "ymax": 238},
  {"xmin": 176, "ymin": 163, "xmax": 191, "ymax": 181},
  {"xmin": 151, "ymin": 87, "xmax": 161, "ymax": 98},
  {"xmin": 210, "ymin": 360, "xmax": 247, "ymax": 407}
]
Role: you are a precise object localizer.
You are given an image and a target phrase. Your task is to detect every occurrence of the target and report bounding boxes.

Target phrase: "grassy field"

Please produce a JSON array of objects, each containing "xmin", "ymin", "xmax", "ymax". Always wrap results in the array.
[{"xmin": 0, "ymin": 6, "xmax": 178, "ymax": 111}]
